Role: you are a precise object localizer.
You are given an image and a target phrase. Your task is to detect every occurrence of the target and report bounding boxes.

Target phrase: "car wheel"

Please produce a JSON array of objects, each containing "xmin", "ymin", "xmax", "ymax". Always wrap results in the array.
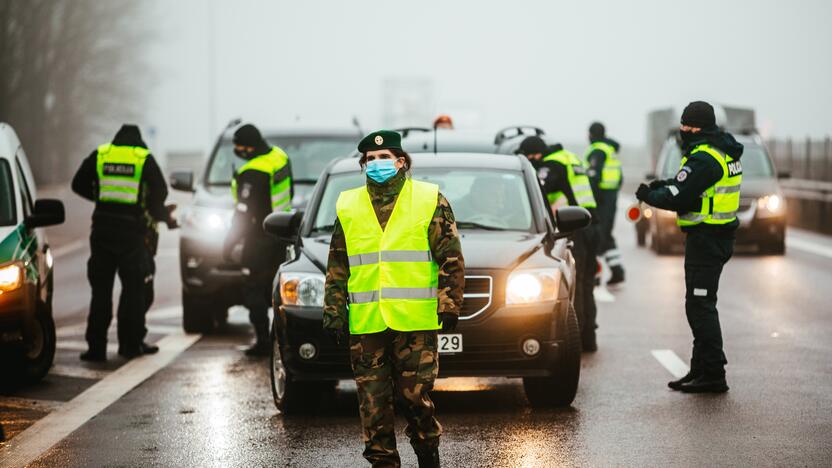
[
  {"xmin": 270, "ymin": 329, "xmax": 333, "ymax": 414},
  {"xmin": 19, "ymin": 303, "xmax": 57, "ymax": 384},
  {"xmin": 182, "ymin": 290, "xmax": 214, "ymax": 334},
  {"xmin": 523, "ymin": 303, "xmax": 581, "ymax": 408}
]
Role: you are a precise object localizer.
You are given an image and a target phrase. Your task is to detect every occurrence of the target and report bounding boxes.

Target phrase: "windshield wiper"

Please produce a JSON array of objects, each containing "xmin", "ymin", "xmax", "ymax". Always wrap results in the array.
[{"xmin": 456, "ymin": 221, "xmax": 508, "ymax": 231}]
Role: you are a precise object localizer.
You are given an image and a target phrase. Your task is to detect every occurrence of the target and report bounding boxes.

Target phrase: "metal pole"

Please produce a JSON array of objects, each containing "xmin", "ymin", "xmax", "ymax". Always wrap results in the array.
[
  {"xmin": 787, "ymin": 138, "xmax": 793, "ymax": 174},
  {"xmin": 806, "ymin": 136, "xmax": 812, "ymax": 180},
  {"xmin": 825, "ymin": 136, "xmax": 831, "ymax": 182}
]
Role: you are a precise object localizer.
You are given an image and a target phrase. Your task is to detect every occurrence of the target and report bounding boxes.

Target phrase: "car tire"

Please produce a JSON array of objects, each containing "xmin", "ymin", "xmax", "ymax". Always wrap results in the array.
[
  {"xmin": 182, "ymin": 290, "xmax": 214, "ymax": 334},
  {"xmin": 523, "ymin": 303, "xmax": 581, "ymax": 408},
  {"xmin": 19, "ymin": 303, "xmax": 57, "ymax": 384},
  {"xmin": 270, "ymin": 329, "xmax": 333, "ymax": 414}
]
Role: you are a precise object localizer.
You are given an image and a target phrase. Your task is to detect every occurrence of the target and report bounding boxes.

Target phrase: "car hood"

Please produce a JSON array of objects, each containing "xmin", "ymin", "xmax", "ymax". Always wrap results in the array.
[
  {"xmin": 740, "ymin": 178, "xmax": 780, "ymax": 198},
  {"xmin": 193, "ymin": 184, "xmax": 314, "ymax": 209},
  {"xmin": 301, "ymin": 231, "xmax": 545, "ymax": 272}
]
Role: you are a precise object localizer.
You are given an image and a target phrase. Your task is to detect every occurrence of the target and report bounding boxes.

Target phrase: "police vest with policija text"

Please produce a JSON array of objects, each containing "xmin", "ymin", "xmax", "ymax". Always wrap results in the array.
[
  {"xmin": 232, "ymin": 147, "xmax": 292, "ymax": 212},
  {"xmin": 584, "ymin": 141, "xmax": 622, "ymax": 190},
  {"xmin": 95, "ymin": 144, "xmax": 148, "ymax": 205},
  {"xmin": 677, "ymin": 144, "xmax": 742, "ymax": 227},
  {"xmin": 543, "ymin": 149, "xmax": 597, "ymax": 209},
  {"xmin": 336, "ymin": 179, "xmax": 441, "ymax": 334}
]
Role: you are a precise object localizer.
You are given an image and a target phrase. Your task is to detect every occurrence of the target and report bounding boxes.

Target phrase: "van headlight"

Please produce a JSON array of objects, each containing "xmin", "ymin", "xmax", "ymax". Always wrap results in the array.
[
  {"xmin": 506, "ymin": 268, "xmax": 560, "ymax": 305},
  {"xmin": 757, "ymin": 194, "xmax": 784, "ymax": 217},
  {"xmin": 280, "ymin": 272, "xmax": 325, "ymax": 307},
  {"xmin": 0, "ymin": 262, "xmax": 24, "ymax": 294},
  {"xmin": 184, "ymin": 206, "xmax": 232, "ymax": 231}
]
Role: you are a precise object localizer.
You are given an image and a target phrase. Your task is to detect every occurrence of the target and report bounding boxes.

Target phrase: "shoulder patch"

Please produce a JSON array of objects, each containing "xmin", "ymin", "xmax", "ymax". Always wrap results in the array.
[{"xmin": 676, "ymin": 168, "xmax": 690, "ymax": 182}]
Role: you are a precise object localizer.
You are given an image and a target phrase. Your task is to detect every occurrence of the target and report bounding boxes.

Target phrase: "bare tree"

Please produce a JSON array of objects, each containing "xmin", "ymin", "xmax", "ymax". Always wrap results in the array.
[{"xmin": 0, "ymin": 0, "xmax": 151, "ymax": 185}]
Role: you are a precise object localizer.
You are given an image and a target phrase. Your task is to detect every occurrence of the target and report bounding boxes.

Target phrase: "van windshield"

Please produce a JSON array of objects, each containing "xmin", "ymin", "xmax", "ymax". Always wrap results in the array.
[
  {"xmin": 0, "ymin": 160, "xmax": 16, "ymax": 226},
  {"xmin": 312, "ymin": 169, "xmax": 534, "ymax": 233}
]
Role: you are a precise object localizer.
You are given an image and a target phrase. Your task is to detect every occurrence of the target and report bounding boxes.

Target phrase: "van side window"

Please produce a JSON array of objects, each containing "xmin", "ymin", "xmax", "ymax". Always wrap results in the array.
[{"xmin": 15, "ymin": 157, "xmax": 34, "ymax": 218}]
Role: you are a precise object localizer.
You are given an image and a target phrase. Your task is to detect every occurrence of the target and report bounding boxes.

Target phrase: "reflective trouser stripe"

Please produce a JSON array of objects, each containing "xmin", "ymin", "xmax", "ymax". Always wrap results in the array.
[
  {"xmin": 349, "ymin": 291, "xmax": 379, "ymax": 304},
  {"xmin": 98, "ymin": 190, "xmax": 138, "ymax": 203},
  {"xmin": 714, "ymin": 185, "xmax": 741, "ymax": 194},
  {"xmin": 605, "ymin": 249, "xmax": 622, "ymax": 266},
  {"xmin": 100, "ymin": 179, "xmax": 140, "ymax": 190},
  {"xmin": 348, "ymin": 250, "xmax": 433, "ymax": 267},
  {"xmin": 572, "ymin": 184, "xmax": 592, "ymax": 194},
  {"xmin": 272, "ymin": 190, "xmax": 291, "ymax": 211},
  {"xmin": 712, "ymin": 211, "xmax": 737, "ymax": 220},
  {"xmin": 679, "ymin": 213, "xmax": 706, "ymax": 223},
  {"xmin": 381, "ymin": 287, "xmax": 438, "ymax": 299},
  {"xmin": 349, "ymin": 287, "xmax": 438, "ymax": 303}
]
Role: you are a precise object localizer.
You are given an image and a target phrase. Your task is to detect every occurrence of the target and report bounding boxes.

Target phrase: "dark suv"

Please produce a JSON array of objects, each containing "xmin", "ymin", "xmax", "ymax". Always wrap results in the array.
[
  {"xmin": 264, "ymin": 152, "xmax": 591, "ymax": 413},
  {"xmin": 170, "ymin": 125, "xmax": 360, "ymax": 332}
]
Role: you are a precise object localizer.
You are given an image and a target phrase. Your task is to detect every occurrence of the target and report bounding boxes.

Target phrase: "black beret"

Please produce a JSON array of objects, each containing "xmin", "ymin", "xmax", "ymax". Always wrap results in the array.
[
  {"xmin": 358, "ymin": 130, "xmax": 402, "ymax": 153},
  {"xmin": 681, "ymin": 101, "xmax": 716, "ymax": 129}
]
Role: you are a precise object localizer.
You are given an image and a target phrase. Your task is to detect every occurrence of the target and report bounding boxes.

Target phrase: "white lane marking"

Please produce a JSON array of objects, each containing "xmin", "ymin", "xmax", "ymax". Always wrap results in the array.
[
  {"xmin": 51, "ymin": 239, "xmax": 86, "ymax": 258},
  {"xmin": 0, "ymin": 397, "xmax": 63, "ymax": 413},
  {"xmin": 146, "ymin": 305, "xmax": 184, "ymax": 320},
  {"xmin": 651, "ymin": 349, "xmax": 690, "ymax": 379},
  {"xmin": 0, "ymin": 329, "xmax": 201, "ymax": 468},
  {"xmin": 49, "ymin": 365, "xmax": 111, "ymax": 380},
  {"xmin": 787, "ymin": 235, "xmax": 832, "ymax": 260},
  {"xmin": 56, "ymin": 340, "xmax": 119, "ymax": 353},
  {"xmin": 594, "ymin": 286, "xmax": 616, "ymax": 303}
]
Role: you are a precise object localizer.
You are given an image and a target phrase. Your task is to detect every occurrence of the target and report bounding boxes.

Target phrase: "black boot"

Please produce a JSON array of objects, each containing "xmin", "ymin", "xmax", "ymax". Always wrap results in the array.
[
  {"xmin": 607, "ymin": 266, "xmax": 625, "ymax": 286},
  {"xmin": 141, "ymin": 342, "xmax": 159, "ymax": 354},
  {"xmin": 244, "ymin": 339, "xmax": 270, "ymax": 357},
  {"xmin": 582, "ymin": 332, "xmax": 598, "ymax": 353},
  {"xmin": 416, "ymin": 447, "xmax": 440, "ymax": 468},
  {"xmin": 118, "ymin": 346, "xmax": 143, "ymax": 359},
  {"xmin": 679, "ymin": 374, "xmax": 729, "ymax": 394},
  {"xmin": 80, "ymin": 349, "xmax": 106, "ymax": 362},
  {"xmin": 668, "ymin": 369, "xmax": 702, "ymax": 390}
]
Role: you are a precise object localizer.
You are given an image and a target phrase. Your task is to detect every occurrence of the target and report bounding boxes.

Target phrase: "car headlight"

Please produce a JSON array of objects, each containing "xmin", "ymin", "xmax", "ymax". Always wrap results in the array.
[
  {"xmin": 757, "ymin": 194, "xmax": 784, "ymax": 217},
  {"xmin": 506, "ymin": 268, "xmax": 560, "ymax": 305},
  {"xmin": 280, "ymin": 272, "xmax": 325, "ymax": 307},
  {"xmin": 0, "ymin": 262, "xmax": 23, "ymax": 294},
  {"xmin": 185, "ymin": 206, "xmax": 233, "ymax": 231}
]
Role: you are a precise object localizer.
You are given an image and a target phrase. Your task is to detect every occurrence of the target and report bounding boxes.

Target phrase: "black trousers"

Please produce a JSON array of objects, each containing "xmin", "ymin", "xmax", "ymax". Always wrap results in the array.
[
  {"xmin": 684, "ymin": 231, "xmax": 734, "ymax": 376},
  {"xmin": 596, "ymin": 190, "xmax": 619, "ymax": 254},
  {"xmin": 572, "ymin": 224, "xmax": 600, "ymax": 337},
  {"xmin": 142, "ymin": 254, "xmax": 156, "ymax": 342},
  {"xmin": 241, "ymin": 234, "xmax": 282, "ymax": 343},
  {"xmin": 85, "ymin": 235, "xmax": 149, "ymax": 353}
]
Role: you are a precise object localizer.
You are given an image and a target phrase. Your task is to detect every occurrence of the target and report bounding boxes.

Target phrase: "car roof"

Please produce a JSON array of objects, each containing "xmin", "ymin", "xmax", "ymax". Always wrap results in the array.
[
  {"xmin": 0, "ymin": 123, "xmax": 17, "ymax": 161},
  {"xmin": 400, "ymin": 130, "xmax": 499, "ymax": 154},
  {"xmin": 329, "ymin": 152, "xmax": 527, "ymax": 174},
  {"xmin": 219, "ymin": 125, "xmax": 362, "ymax": 141}
]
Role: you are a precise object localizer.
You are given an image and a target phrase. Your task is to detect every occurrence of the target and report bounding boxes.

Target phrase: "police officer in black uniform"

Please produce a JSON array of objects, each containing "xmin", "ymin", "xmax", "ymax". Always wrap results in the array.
[
  {"xmin": 517, "ymin": 136, "xmax": 601, "ymax": 352},
  {"xmin": 636, "ymin": 101, "xmax": 743, "ymax": 393},
  {"xmin": 72, "ymin": 124, "xmax": 171, "ymax": 361},
  {"xmin": 223, "ymin": 124, "xmax": 293, "ymax": 356}
]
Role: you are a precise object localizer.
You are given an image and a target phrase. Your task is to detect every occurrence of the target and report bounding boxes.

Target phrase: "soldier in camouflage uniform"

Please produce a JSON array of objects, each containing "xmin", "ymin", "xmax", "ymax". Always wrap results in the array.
[{"xmin": 323, "ymin": 130, "xmax": 464, "ymax": 468}]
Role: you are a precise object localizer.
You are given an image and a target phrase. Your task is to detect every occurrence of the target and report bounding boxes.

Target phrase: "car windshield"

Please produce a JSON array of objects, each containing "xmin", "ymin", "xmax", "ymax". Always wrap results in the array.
[
  {"xmin": 661, "ymin": 144, "xmax": 774, "ymax": 179},
  {"xmin": 206, "ymin": 135, "xmax": 357, "ymax": 185},
  {"xmin": 0, "ymin": 160, "xmax": 16, "ymax": 226},
  {"xmin": 312, "ymin": 168, "xmax": 534, "ymax": 233}
]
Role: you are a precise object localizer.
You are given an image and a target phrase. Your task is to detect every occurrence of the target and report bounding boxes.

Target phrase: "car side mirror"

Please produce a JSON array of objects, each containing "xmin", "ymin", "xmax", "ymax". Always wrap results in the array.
[
  {"xmin": 777, "ymin": 170, "xmax": 791, "ymax": 180},
  {"xmin": 263, "ymin": 210, "xmax": 304, "ymax": 241},
  {"xmin": 645, "ymin": 172, "xmax": 657, "ymax": 181},
  {"xmin": 25, "ymin": 199, "xmax": 65, "ymax": 228},
  {"xmin": 170, "ymin": 170, "xmax": 195, "ymax": 192},
  {"xmin": 551, "ymin": 206, "xmax": 591, "ymax": 240}
]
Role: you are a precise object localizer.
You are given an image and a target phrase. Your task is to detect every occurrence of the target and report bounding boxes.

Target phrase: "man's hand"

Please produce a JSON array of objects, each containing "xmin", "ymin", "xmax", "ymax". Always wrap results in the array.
[
  {"xmin": 438, "ymin": 313, "xmax": 458, "ymax": 333},
  {"xmin": 324, "ymin": 326, "xmax": 346, "ymax": 346},
  {"xmin": 635, "ymin": 183, "xmax": 651, "ymax": 202}
]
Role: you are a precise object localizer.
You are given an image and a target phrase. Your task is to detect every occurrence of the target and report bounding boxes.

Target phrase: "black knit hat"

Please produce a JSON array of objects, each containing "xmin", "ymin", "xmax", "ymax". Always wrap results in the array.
[
  {"xmin": 681, "ymin": 101, "xmax": 716, "ymax": 129},
  {"xmin": 233, "ymin": 124, "xmax": 266, "ymax": 147},
  {"xmin": 515, "ymin": 136, "xmax": 548, "ymax": 155},
  {"xmin": 112, "ymin": 124, "xmax": 147, "ymax": 148},
  {"xmin": 588, "ymin": 122, "xmax": 605, "ymax": 139}
]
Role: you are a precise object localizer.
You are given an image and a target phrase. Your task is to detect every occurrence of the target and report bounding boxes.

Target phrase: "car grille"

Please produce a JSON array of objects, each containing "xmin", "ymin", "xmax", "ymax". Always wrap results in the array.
[{"xmin": 460, "ymin": 275, "xmax": 492, "ymax": 320}]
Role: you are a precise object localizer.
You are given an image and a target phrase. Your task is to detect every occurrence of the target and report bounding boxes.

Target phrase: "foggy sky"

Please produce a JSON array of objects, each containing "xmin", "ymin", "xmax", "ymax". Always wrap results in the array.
[{"xmin": 142, "ymin": 0, "xmax": 832, "ymax": 157}]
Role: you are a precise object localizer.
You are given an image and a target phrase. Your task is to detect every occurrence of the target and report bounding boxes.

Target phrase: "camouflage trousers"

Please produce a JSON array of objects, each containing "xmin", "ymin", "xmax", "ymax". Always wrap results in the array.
[{"xmin": 349, "ymin": 329, "xmax": 441, "ymax": 468}]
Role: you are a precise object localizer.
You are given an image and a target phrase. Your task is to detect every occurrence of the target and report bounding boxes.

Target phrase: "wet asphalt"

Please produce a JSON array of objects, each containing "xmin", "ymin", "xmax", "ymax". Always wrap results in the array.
[{"xmin": 3, "ymin": 205, "xmax": 832, "ymax": 467}]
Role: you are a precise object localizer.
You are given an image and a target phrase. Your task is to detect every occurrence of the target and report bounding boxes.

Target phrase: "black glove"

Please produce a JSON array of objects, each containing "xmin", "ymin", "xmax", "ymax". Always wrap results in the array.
[
  {"xmin": 648, "ymin": 179, "xmax": 667, "ymax": 190},
  {"xmin": 324, "ymin": 326, "xmax": 346, "ymax": 346},
  {"xmin": 164, "ymin": 204, "xmax": 179, "ymax": 229},
  {"xmin": 438, "ymin": 313, "xmax": 458, "ymax": 333},
  {"xmin": 635, "ymin": 183, "xmax": 651, "ymax": 202}
]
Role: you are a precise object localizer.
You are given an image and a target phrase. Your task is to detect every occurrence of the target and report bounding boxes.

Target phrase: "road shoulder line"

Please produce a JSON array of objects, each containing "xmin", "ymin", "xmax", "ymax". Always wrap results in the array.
[{"xmin": 0, "ymin": 328, "xmax": 200, "ymax": 468}]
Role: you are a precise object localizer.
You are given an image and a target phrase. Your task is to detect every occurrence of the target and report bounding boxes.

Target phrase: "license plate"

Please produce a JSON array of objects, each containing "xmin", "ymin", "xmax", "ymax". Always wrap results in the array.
[{"xmin": 438, "ymin": 334, "xmax": 462, "ymax": 354}]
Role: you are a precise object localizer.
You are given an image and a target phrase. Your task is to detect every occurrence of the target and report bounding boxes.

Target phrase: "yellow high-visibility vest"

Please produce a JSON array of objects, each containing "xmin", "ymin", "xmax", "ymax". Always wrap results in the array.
[
  {"xmin": 336, "ymin": 179, "xmax": 440, "ymax": 334},
  {"xmin": 584, "ymin": 141, "xmax": 622, "ymax": 190},
  {"xmin": 543, "ymin": 150, "xmax": 597, "ymax": 208},
  {"xmin": 95, "ymin": 144, "xmax": 148, "ymax": 205},
  {"xmin": 677, "ymin": 144, "xmax": 742, "ymax": 226},
  {"xmin": 231, "ymin": 147, "xmax": 292, "ymax": 212}
]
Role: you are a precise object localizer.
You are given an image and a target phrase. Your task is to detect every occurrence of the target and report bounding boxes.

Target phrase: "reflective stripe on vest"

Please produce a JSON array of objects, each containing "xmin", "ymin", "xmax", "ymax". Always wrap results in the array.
[
  {"xmin": 336, "ymin": 179, "xmax": 440, "ymax": 334},
  {"xmin": 543, "ymin": 150, "xmax": 598, "ymax": 209},
  {"xmin": 584, "ymin": 141, "xmax": 622, "ymax": 190},
  {"xmin": 95, "ymin": 144, "xmax": 148, "ymax": 205},
  {"xmin": 231, "ymin": 147, "xmax": 292, "ymax": 212},
  {"xmin": 676, "ymin": 144, "xmax": 743, "ymax": 227}
]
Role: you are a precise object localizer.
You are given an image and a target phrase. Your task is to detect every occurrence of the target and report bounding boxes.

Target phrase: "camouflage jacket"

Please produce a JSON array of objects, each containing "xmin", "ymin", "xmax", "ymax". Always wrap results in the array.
[{"xmin": 323, "ymin": 170, "xmax": 465, "ymax": 330}]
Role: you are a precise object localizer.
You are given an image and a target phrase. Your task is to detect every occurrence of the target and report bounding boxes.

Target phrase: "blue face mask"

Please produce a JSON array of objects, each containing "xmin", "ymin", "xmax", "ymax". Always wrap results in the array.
[{"xmin": 365, "ymin": 159, "xmax": 399, "ymax": 184}]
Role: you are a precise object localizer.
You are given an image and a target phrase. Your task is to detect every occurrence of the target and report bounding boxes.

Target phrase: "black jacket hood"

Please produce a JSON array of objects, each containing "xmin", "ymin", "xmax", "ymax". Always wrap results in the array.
[
  {"xmin": 590, "ymin": 136, "xmax": 620, "ymax": 152},
  {"xmin": 112, "ymin": 124, "xmax": 147, "ymax": 149},
  {"xmin": 685, "ymin": 128, "xmax": 744, "ymax": 159}
]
